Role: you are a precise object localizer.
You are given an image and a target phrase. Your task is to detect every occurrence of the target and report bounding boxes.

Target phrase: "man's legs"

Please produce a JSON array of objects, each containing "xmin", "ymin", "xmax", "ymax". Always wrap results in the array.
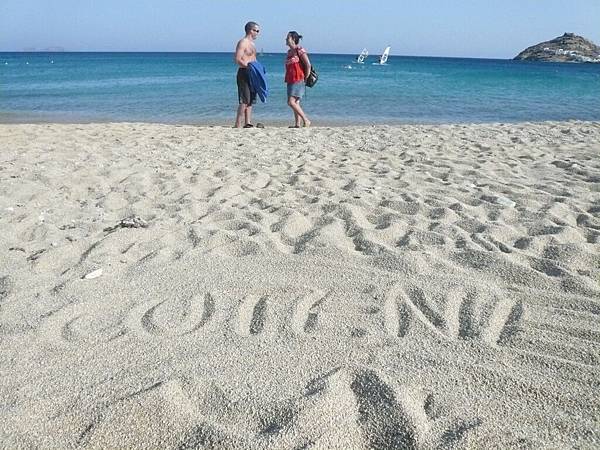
[
  {"xmin": 244, "ymin": 105, "xmax": 252, "ymax": 126},
  {"xmin": 235, "ymin": 103, "xmax": 252, "ymax": 128},
  {"xmin": 235, "ymin": 104, "xmax": 244, "ymax": 128},
  {"xmin": 235, "ymin": 67, "xmax": 254, "ymax": 127}
]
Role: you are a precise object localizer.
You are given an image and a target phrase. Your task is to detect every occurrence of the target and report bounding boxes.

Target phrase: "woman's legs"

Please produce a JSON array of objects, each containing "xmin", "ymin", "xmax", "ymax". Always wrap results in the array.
[{"xmin": 287, "ymin": 96, "xmax": 310, "ymax": 127}]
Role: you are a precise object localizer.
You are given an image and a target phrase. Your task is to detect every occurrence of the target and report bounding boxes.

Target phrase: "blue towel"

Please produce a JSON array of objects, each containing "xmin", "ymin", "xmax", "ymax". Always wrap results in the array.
[{"xmin": 247, "ymin": 61, "xmax": 268, "ymax": 103}]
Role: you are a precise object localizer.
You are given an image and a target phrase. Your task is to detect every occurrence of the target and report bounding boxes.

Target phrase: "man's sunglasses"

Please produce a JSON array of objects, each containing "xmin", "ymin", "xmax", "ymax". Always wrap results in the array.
[{"xmin": 252, "ymin": 29, "xmax": 260, "ymax": 33}]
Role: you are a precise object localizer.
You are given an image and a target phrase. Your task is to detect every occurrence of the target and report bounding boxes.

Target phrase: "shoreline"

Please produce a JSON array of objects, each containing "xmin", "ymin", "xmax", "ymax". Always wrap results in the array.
[{"xmin": 2, "ymin": 116, "xmax": 600, "ymax": 128}]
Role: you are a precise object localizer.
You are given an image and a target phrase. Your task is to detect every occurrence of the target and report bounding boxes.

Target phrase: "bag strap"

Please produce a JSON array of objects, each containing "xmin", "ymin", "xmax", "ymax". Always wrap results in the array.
[
  {"xmin": 296, "ymin": 47, "xmax": 307, "ymax": 64},
  {"xmin": 296, "ymin": 47, "xmax": 311, "ymax": 75},
  {"xmin": 295, "ymin": 48, "xmax": 310, "ymax": 97}
]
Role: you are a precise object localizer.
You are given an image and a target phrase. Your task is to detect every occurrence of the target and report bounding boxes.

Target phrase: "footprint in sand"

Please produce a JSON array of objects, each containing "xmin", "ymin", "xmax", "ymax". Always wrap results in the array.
[
  {"xmin": 241, "ymin": 169, "xmax": 272, "ymax": 191},
  {"xmin": 88, "ymin": 368, "xmax": 481, "ymax": 450}
]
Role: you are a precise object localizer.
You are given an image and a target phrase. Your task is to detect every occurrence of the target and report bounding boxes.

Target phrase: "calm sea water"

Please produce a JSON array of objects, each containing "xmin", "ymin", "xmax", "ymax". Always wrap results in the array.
[{"xmin": 1, "ymin": 52, "xmax": 599, "ymax": 125}]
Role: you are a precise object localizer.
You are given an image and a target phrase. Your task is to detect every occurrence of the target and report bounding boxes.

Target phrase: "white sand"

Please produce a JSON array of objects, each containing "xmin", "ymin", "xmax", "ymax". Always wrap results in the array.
[{"xmin": 0, "ymin": 122, "xmax": 599, "ymax": 449}]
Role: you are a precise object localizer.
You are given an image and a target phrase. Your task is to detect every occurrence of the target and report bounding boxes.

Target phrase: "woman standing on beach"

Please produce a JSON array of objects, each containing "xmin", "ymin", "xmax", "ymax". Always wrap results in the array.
[{"xmin": 285, "ymin": 31, "xmax": 311, "ymax": 128}]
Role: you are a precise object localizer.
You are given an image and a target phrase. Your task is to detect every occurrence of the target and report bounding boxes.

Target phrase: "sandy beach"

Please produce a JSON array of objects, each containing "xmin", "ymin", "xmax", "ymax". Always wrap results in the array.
[{"xmin": 1, "ymin": 121, "xmax": 599, "ymax": 449}]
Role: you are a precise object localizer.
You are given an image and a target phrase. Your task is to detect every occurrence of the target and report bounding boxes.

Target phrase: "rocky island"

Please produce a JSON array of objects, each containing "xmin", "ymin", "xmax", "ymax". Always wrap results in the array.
[{"xmin": 514, "ymin": 33, "xmax": 600, "ymax": 63}]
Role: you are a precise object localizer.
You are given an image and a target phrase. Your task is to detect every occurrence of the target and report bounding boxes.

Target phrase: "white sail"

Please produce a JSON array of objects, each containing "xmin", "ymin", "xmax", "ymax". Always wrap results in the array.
[
  {"xmin": 356, "ymin": 48, "xmax": 368, "ymax": 64},
  {"xmin": 379, "ymin": 46, "xmax": 391, "ymax": 64}
]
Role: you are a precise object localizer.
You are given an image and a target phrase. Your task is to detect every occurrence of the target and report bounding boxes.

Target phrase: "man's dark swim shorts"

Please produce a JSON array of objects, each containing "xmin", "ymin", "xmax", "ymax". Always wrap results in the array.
[{"xmin": 237, "ymin": 67, "xmax": 257, "ymax": 105}]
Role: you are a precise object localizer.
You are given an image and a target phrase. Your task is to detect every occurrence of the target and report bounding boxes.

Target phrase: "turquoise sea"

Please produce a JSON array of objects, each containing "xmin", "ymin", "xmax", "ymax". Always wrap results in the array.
[{"xmin": 1, "ymin": 52, "xmax": 599, "ymax": 125}]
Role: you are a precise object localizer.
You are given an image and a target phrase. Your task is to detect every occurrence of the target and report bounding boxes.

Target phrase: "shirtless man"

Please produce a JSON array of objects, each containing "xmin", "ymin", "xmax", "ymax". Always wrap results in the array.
[{"xmin": 234, "ymin": 22, "xmax": 260, "ymax": 128}]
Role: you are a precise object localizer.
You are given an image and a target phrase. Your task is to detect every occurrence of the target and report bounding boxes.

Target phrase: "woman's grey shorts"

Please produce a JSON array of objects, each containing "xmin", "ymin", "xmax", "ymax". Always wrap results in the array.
[{"xmin": 287, "ymin": 82, "xmax": 305, "ymax": 99}]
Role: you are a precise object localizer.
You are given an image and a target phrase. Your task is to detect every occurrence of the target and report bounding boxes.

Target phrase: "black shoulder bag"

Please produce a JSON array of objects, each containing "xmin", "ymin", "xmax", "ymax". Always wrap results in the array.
[{"xmin": 297, "ymin": 49, "xmax": 318, "ymax": 88}]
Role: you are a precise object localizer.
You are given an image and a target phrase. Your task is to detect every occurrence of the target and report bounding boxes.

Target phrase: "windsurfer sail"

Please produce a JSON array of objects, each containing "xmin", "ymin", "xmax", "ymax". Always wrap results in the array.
[
  {"xmin": 373, "ymin": 46, "xmax": 391, "ymax": 65},
  {"xmin": 356, "ymin": 48, "xmax": 368, "ymax": 64}
]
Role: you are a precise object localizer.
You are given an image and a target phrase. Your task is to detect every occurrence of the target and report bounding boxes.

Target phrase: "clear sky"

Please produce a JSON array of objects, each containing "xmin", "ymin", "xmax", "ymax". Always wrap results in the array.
[{"xmin": 1, "ymin": 0, "xmax": 599, "ymax": 58}]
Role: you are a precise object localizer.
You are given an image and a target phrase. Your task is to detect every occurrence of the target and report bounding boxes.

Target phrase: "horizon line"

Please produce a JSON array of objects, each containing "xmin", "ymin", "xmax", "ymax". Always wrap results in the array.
[{"xmin": 0, "ymin": 50, "xmax": 514, "ymax": 60}]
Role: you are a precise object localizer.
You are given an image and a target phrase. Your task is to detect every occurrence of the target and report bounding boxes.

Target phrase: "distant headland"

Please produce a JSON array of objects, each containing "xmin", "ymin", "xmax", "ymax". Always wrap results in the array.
[{"xmin": 514, "ymin": 33, "xmax": 600, "ymax": 63}]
